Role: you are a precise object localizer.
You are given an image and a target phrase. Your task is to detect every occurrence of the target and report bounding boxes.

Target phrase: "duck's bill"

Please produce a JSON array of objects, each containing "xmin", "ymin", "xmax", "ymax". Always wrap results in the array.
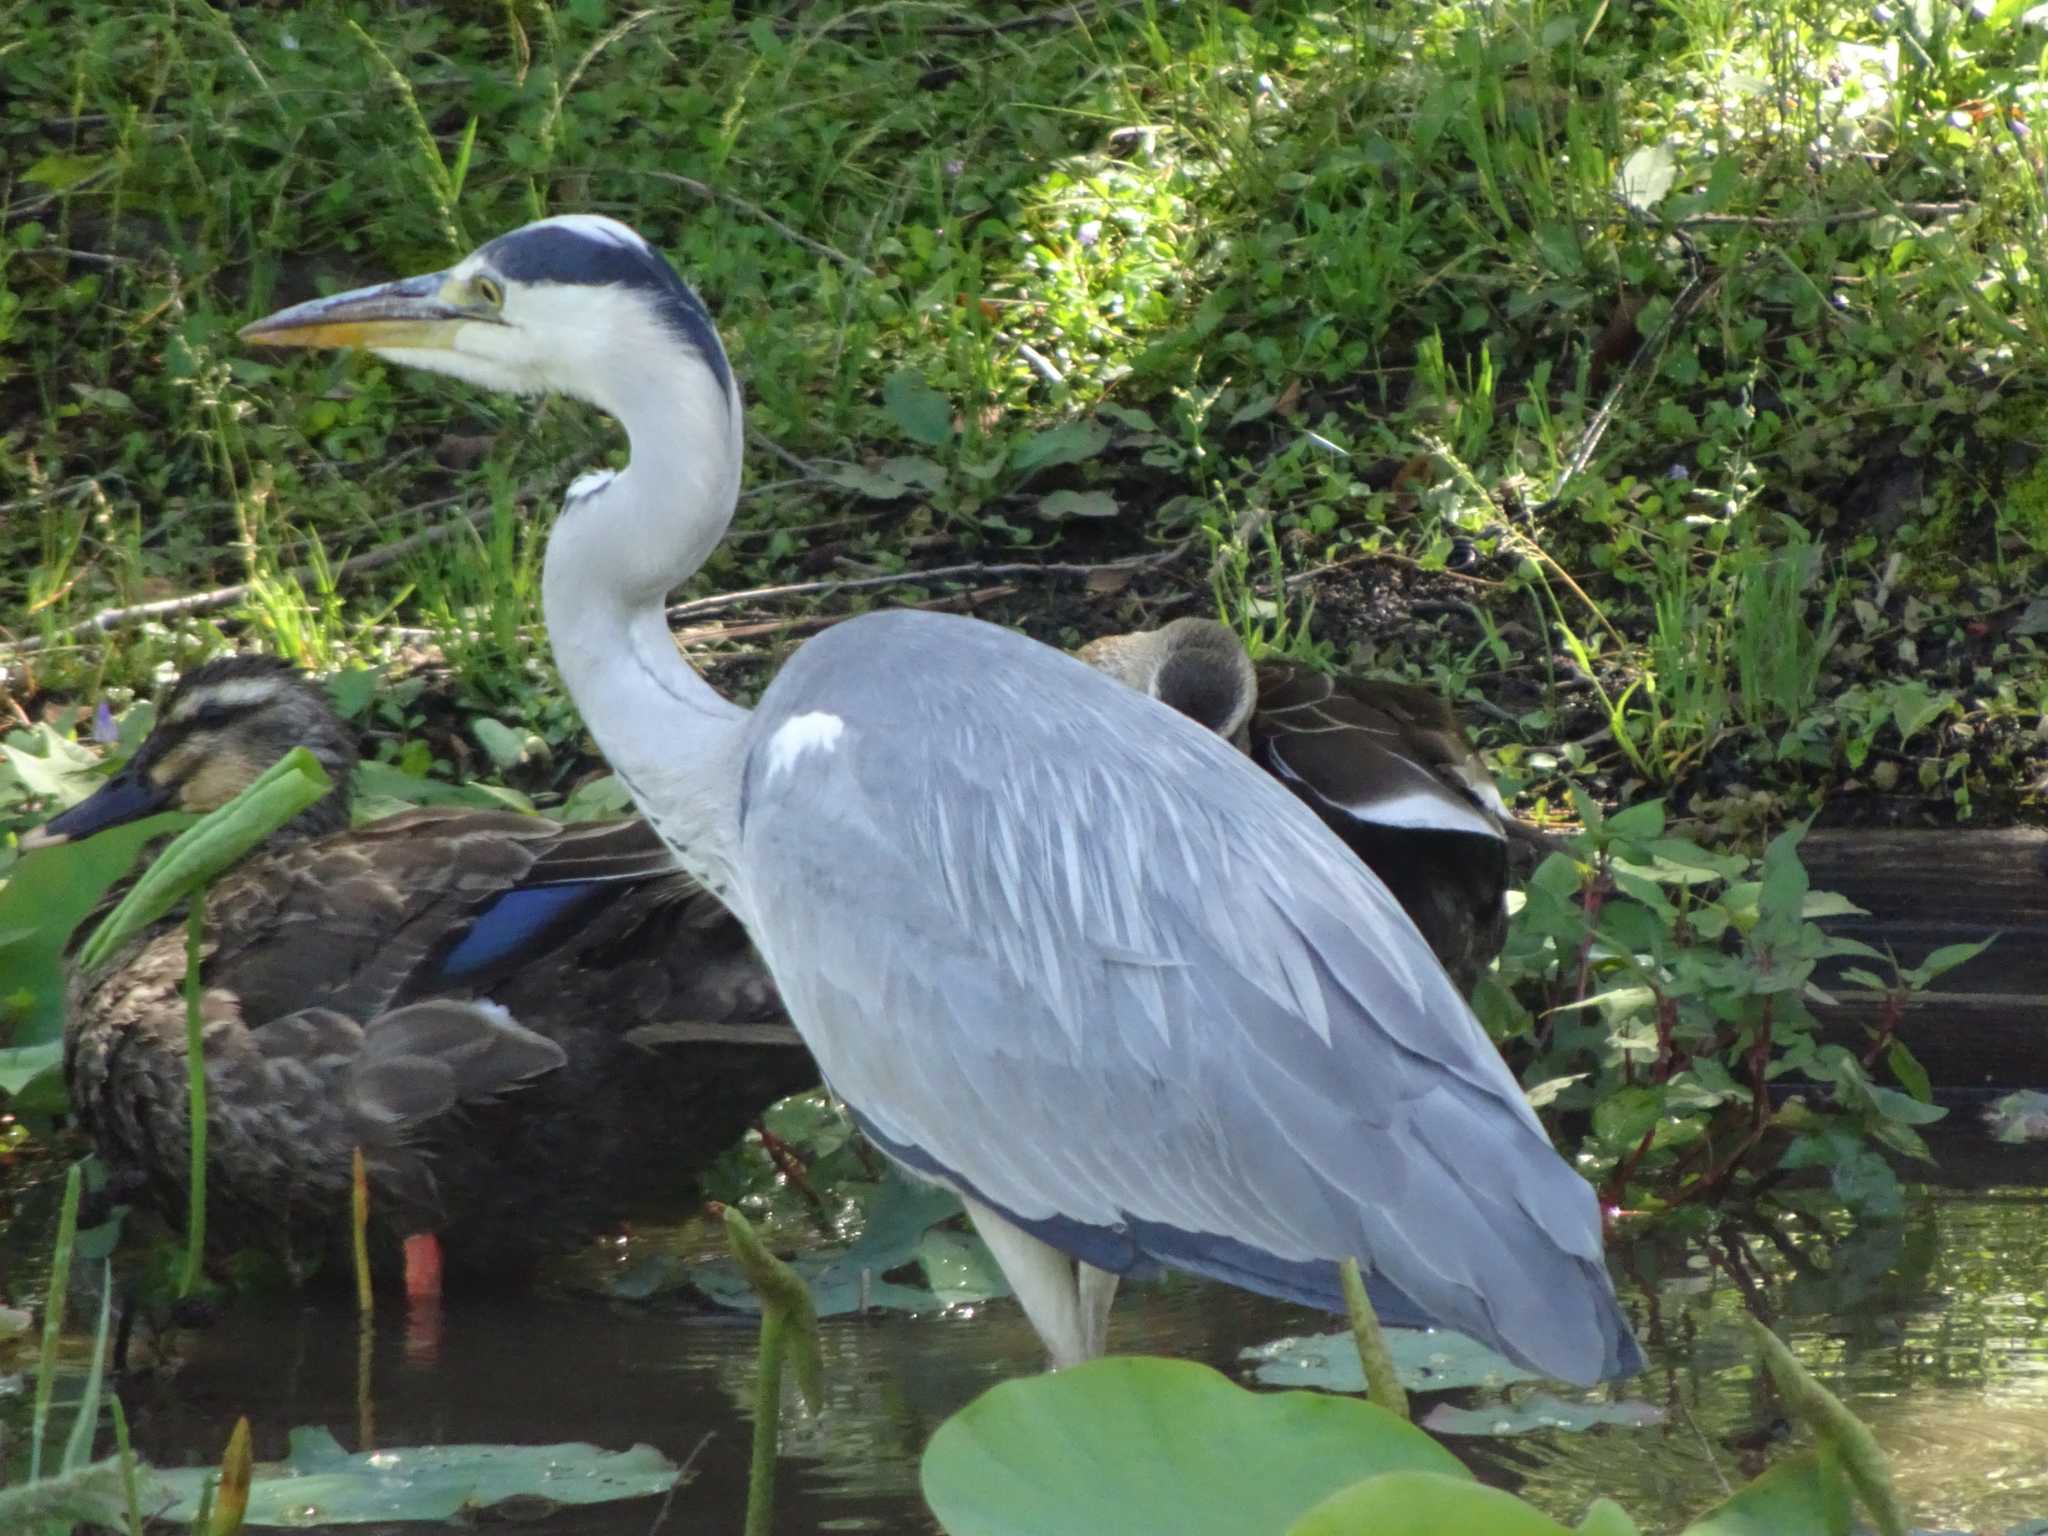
[
  {"xmin": 19, "ymin": 764, "xmax": 171, "ymax": 851},
  {"xmin": 239, "ymin": 272, "xmax": 466, "ymax": 352}
]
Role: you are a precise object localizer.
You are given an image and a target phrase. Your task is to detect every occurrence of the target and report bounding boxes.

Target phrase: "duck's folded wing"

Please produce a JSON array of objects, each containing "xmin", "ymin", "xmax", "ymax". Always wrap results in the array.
[{"xmin": 1252, "ymin": 664, "xmax": 1505, "ymax": 840}]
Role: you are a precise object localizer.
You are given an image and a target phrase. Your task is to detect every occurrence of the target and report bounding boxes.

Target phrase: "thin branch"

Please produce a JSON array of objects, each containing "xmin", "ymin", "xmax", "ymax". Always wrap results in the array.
[
  {"xmin": 664, "ymin": 548, "xmax": 1184, "ymax": 627},
  {"xmin": 1668, "ymin": 201, "xmax": 1970, "ymax": 229},
  {"xmin": 674, "ymin": 584, "xmax": 1016, "ymax": 647},
  {"xmin": 745, "ymin": 428, "xmax": 834, "ymax": 481},
  {"xmin": 0, "ymin": 502, "xmax": 498, "ymax": 659}
]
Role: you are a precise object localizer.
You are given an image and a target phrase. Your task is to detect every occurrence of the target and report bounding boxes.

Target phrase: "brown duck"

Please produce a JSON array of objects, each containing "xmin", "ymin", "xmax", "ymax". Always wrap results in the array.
[
  {"xmin": 1080, "ymin": 618, "xmax": 1513, "ymax": 993},
  {"xmin": 27, "ymin": 655, "xmax": 814, "ymax": 1291}
]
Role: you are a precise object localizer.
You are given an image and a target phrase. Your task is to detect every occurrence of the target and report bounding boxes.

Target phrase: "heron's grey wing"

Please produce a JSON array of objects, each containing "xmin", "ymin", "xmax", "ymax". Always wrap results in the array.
[{"xmin": 734, "ymin": 610, "xmax": 1638, "ymax": 1385}]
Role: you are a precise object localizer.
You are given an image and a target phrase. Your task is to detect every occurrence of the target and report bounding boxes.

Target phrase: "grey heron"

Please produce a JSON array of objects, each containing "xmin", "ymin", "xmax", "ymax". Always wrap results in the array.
[
  {"xmin": 1080, "ymin": 617, "xmax": 1513, "ymax": 994},
  {"xmin": 241, "ymin": 214, "xmax": 1643, "ymax": 1384},
  {"xmin": 31, "ymin": 654, "xmax": 807, "ymax": 1289}
]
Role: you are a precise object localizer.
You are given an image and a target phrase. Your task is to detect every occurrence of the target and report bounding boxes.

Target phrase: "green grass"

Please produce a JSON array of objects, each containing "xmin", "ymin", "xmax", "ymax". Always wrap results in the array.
[{"xmin": 1, "ymin": 0, "xmax": 2044, "ymax": 820}]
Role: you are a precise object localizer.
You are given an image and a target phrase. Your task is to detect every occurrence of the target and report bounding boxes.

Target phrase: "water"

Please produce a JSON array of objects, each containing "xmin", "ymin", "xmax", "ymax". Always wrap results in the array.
[{"xmin": 7, "ymin": 1133, "xmax": 2048, "ymax": 1533}]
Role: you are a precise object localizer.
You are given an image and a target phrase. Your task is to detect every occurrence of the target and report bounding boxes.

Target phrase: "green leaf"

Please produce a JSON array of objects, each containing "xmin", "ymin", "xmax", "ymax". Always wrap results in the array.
[
  {"xmin": 1829, "ymin": 1150, "xmax": 1902, "ymax": 1219},
  {"xmin": 1615, "ymin": 145, "xmax": 1678, "ymax": 211},
  {"xmin": 1755, "ymin": 825, "xmax": 1811, "ymax": 922},
  {"xmin": 1010, "ymin": 420, "xmax": 1110, "ymax": 473},
  {"xmin": 883, "ymin": 370, "xmax": 954, "ymax": 445},
  {"xmin": 1799, "ymin": 890, "xmax": 1867, "ymax": 919},
  {"xmin": 1639, "ymin": 837, "xmax": 1749, "ymax": 879},
  {"xmin": 1911, "ymin": 936, "xmax": 1996, "ymax": 983},
  {"xmin": 1593, "ymin": 1085, "xmax": 1664, "ymax": 1149},
  {"xmin": 0, "ymin": 815, "xmax": 183, "ymax": 1046},
  {"xmin": 154, "ymin": 1428, "xmax": 681, "ymax": 1524},
  {"xmin": 1680, "ymin": 1451, "xmax": 1848, "ymax": 1535},
  {"xmin": 1604, "ymin": 800, "xmax": 1666, "ymax": 841},
  {"xmin": 24, "ymin": 152, "xmax": 103, "ymax": 191},
  {"xmin": 324, "ymin": 670, "xmax": 380, "ymax": 722},
  {"xmin": 352, "ymin": 760, "xmax": 534, "ymax": 814},
  {"xmin": 2, "ymin": 725, "xmax": 104, "ymax": 805},
  {"xmin": 557, "ymin": 774, "xmax": 635, "ymax": 823},
  {"xmin": 1289, "ymin": 1471, "xmax": 1574, "ymax": 1535},
  {"xmin": 1035, "ymin": 489, "xmax": 1120, "ymax": 520},
  {"xmin": 1886, "ymin": 681, "xmax": 1953, "ymax": 746},
  {"xmin": 78, "ymin": 749, "xmax": 333, "ymax": 972},
  {"xmin": 1865, "ymin": 1085, "xmax": 1946, "ymax": 1126},
  {"xmin": 0, "ymin": 1040, "xmax": 62, "ymax": 1097},
  {"xmin": 470, "ymin": 717, "xmax": 540, "ymax": 771},
  {"xmin": 922, "ymin": 1357, "xmax": 1466, "ymax": 1536},
  {"xmin": 824, "ymin": 455, "xmax": 948, "ymax": 501}
]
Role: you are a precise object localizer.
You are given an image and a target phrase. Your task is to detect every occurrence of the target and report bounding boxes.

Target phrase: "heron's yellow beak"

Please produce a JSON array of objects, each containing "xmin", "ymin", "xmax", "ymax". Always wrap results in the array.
[{"xmin": 239, "ymin": 271, "xmax": 478, "ymax": 352}]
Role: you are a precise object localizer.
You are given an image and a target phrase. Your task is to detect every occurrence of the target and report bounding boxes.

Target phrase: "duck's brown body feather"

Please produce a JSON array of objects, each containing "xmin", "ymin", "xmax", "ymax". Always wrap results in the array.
[
  {"xmin": 44, "ymin": 656, "xmax": 813, "ymax": 1285},
  {"xmin": 70, "ymin": 807, "xmax": 809, "ymax": 1281}
]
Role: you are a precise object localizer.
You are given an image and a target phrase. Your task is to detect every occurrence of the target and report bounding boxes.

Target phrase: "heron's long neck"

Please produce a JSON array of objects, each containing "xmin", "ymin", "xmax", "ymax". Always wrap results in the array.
[{"xmin": 541, "ymin": 357, "xmax": 751, "ymax": 901}]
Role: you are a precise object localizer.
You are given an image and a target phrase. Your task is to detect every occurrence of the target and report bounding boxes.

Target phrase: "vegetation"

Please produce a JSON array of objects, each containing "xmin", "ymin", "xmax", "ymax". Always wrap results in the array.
[
  {"xmin": 918, "ymin": 1310, "xmax": 1910, "ymax": 1535},
  {"xmin": 0, "ymin": 0, "xmax": 2042, "ymax": 817}
]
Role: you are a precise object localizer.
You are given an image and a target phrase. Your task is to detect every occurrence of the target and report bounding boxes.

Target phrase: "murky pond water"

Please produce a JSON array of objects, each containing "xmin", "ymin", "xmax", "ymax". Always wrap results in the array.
[{"xmin": 6, "ymin": 1127, "xmax": 2047, "ymax": 1533}]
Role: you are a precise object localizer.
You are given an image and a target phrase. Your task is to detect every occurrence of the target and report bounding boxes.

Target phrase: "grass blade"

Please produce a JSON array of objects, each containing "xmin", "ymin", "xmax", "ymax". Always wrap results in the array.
[
  {"xmin": 180, "ymin": 897, "xmax": 209, "ymax": 1297},
  {"xmin": 60, "ymin": 1260, "xmax": 115, "ymax": 1472},
  {"xmin": 30, "ymin": 1160, "xmax": 83, "ymax": 1481},
  {"xmin": 109, "ymin": 1395, "xmax": 144, "ymax": 1536},
  {"xmin": 78, "ymin": 747, "xmax": 331, "ymax": 972}
]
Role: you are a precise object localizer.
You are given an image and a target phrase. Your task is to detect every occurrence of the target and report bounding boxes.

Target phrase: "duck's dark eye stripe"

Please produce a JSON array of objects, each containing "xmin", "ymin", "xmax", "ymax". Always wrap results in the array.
[{"xmin": 178, "ymin": 697, "xmax": 270, "ymax": 732}]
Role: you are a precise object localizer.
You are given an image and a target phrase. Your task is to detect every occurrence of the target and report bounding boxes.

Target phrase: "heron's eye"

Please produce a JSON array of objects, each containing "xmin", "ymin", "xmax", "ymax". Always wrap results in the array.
[{"xmin": 474, "ymin": 275, "xmax": 505, "ymax": 309}]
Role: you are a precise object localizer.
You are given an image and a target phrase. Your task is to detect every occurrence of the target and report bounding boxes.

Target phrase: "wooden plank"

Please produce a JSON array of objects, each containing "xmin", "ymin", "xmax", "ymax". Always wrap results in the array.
[{"xmin": 1797, "ymin": 828, "xmax": 2047, "ymax": 1087}]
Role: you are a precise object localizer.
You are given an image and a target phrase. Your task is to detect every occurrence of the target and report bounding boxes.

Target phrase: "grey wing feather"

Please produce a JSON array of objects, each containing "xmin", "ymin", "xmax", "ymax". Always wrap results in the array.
[{"xmin": 733, "ymin": 611, "xmax": 1636, "ymax": 1385}]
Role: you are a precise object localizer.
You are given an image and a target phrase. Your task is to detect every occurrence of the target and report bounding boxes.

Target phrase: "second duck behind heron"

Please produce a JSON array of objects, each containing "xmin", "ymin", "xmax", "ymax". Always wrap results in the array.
[{"xmin": 1080, "ymin": 617, "xmax": 1512, "ymax": 995}]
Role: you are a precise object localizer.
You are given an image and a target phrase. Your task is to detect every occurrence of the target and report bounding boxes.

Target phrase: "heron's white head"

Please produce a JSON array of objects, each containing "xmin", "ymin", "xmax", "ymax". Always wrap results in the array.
[{"xmin": 239, "ymin": 214, "xmax": 735, "ymax": 429}]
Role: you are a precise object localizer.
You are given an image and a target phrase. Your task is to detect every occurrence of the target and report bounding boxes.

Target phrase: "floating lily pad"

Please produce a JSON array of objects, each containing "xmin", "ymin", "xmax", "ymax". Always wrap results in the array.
[
  {"xmin": 1419, "ymin": 1393, "xmax": 1665, "ymax": 1437},
  {"xmin": 692, "ymin": 1176, "xmax": 1005, "ymax": 1315},
  {"xmin": 922, "ymin": 1356, "xmax": 1466, "ymax": 1536},
  {"xmin": 154, "ymin": 1427, "xmax": 682, "ymax": 1526},
  {"xmin": 1984, "ymin": 1091, "xmax": 2048, "ymax": 1144},
  {"xmin": 1242, "ymin": 1328, "xmax": 1542, "ymax": 1393}
]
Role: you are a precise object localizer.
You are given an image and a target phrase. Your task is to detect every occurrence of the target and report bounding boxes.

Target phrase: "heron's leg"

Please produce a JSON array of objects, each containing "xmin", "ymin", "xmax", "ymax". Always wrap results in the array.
[
  {"xmin": 961, "ymin": 1197, "xmax": 1092, "ymax": 1369},
  {"xmin": 1077, "ymin": 1262, "xmax": 1120, "ymax": 1360}
]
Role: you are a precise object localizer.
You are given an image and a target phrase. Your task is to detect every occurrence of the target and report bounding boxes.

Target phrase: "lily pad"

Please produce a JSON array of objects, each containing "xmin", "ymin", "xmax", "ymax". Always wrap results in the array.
[
  {"xmin": 1419, "ymin": 1392, "xmax": 1666, "ymax": 1437},
  {"xmin": 1984, "ymin": 1091, "xmax": 2048, "ymax": 1144},
  {"xmin": 922, "ymin": 1356, "xmax": 1466, "ymax": 1536},
  {"xmin": 1243, "ymin": 1328, "xmax": 1542, "ymax": 1393},
  {"xmin": 691, "ymin": 1175, "xmax": 1004, "ymax": 1315},
  {"xmin": 154, "ymin": 1427, "xmax": 682, "ymax": 1526}
]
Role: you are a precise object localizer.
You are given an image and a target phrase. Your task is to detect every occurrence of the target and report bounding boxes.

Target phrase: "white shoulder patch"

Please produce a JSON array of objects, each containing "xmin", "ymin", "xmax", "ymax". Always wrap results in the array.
[
  {"xmin": 565, "ymin": 467, "xmax": 618, "ymax": 504},
  {"xmin": 765, "ymin": 711, "xmax": 846, "ymax": 780}
]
